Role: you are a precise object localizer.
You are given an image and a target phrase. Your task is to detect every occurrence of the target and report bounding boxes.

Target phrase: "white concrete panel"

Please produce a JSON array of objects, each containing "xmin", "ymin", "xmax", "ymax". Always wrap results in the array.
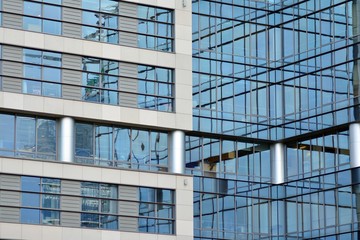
[
  {"xmin": 176, "ymin": 220, "xmax": 193, "ymax": 236},
  {"xmin": 120, "ymin": 170, "xmax": 140, "ymax": 185},
  {"xmin": 101, "ymin": 168, "xmax": 121, "ymax": 183},
  {"xmin": 82, "ymin": 166, "xmax": 102, "ymax": 182},
  {"xmin": 62, "ymin": 227, "xmax": 82, "ymax": 240},
  {"xmin": 139, "ymin": 172, "xmax": 158, "ymax": 187},
  {"xmin": 2, "ymin": 158, "xmax": 23, "ymax": 174},
  {"xmin": 23, "ymin": 160, "xmax": 43, "ymax": 176},
  {"xmin": 42, "ymin": 225, "xmax": 62, "ymax": 240},
  {"xmin": 157, "ymin": 174, "xmax": 177, "ymax": 188}
]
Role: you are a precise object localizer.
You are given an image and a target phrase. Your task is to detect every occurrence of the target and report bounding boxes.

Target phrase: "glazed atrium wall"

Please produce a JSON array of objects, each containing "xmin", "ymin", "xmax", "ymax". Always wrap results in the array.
[{"xmin": 190, "ymin": 0, "xmax": 360, "ymax": 239}]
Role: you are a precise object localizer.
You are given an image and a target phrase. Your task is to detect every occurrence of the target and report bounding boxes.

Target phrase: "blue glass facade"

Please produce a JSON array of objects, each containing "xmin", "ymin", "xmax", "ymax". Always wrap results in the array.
[{"xmin": 190, "ymin": 0, "xmax": 360, "ymax": 239}]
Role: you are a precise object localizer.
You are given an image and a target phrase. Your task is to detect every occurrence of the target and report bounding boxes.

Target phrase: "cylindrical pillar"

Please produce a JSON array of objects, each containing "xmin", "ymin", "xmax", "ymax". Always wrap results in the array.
[
  {"xmin": 349, "ymin": 123, "xmax": 360, "ymax": 168},
  {"xmin": 57, "ymin": 117, "xmax": 75, "ymax": 163},
  {"xmin": 168, "ymin": 130, "xmax": 185, "ymax": 174},
  {"xmin": 270, "ymin": 143, "xmax": 286, "ymax": 184}
]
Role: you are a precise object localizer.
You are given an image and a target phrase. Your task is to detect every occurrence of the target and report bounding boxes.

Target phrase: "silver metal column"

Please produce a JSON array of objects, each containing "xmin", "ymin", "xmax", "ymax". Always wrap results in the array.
[
  {"xmin": 270, "ymin": 143, "xmax": 286, "ymax": 184},
  {"xmin": 168, "ymin": 130, "xmax": 185, "ymax": 174},
  {"xmin": 57, "ymin": 117, "xmax": 75, "ymax": 163}
]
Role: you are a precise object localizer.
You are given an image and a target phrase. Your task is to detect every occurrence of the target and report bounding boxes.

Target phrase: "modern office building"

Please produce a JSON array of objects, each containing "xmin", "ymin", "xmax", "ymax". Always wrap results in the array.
[{"xmin": 0, "ymin": 0, "xmax": 359, "ymax": 239}]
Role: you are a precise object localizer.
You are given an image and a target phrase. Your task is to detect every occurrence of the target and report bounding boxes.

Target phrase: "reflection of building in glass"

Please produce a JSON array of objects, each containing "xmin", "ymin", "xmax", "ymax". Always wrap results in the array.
[{"xmin": 0, "ymin": 0, "xmax": 360, "ymax": 239}]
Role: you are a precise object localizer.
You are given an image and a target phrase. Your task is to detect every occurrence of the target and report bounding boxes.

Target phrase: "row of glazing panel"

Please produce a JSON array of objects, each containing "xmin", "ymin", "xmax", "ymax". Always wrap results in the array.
[
  {"xmin": 0, "ymin": 111, "xmax": 350, "ymax": 178},
  {"xmin": 0, "ymin": 45, "xmax": 174, "ymax": 112},
  {"xmin": 185, "ymin": 130, "xmax": 350, "ymax": 181},
  {"xmin": 0, "ymin": 174, "xmax": 175, "ymax": 234},
  {"xmin": 192, "ymin": 0, "xmax": 359, "ymax": 140},
  {"xmin": 193, "ymin": 168, "xmax": 360, "ymax": 239},
  {"xmin": 0, "ymin": 0, "xmax": 174, "ymax": 52},
  {"xmin": 0, "ymin": 113, "xmax": 169, "ymax": 171}
]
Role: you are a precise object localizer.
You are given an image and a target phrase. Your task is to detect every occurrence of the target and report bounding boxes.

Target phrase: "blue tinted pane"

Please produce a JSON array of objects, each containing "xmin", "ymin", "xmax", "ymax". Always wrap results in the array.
[
  {"xmin": 43, "ymin": 20, "xmax": 61, "ymax": 35},
  {"xmin": 0, "ymin": 114, "xmax": 15, "ymax": 151},
  {"xmin": 82, "ymin": 26, "xmax": 100, "ymax": 41},
  {"xmin": 23, "ymin": 17, "xmax": 41, "ymax": 32},
  {"xmin": 22, "ymin": 176, "xmax": 40, "ymax": 192},
  {"xmin": 101, "ymin": 0, "xmax": 118, "ymax": 13},
  {"xmin": 101, "ymin": 215, "xmax": 118, "ymax": 229},
  {"xmin": 139, "ymin": 188, "xmax": 155, "ymax": 202},
  {"xmin": 102, "ymin": 14, "xmax": 117, "ymax": 29},
  {"xmin": 158, "ymin": 219, "xmax": 173, "ymax": 234},
  {"xmin": 81, "ymin": 182, "xmax": 99, "ymax": 197},
  {"xmin": 42, "ymin": 195, "xmax": 60, "ymax": 209},
  {"xmin": 24, "ymin": 1, "xmax": 41, "ymax": 16},
  {"xmin": 81, "ymin": 213, "xmax": 99, "ymax": 228},
  {"xmin": 43, "ymin": 83, "xmax": 61, "ymax": 97},
  {"xmin": 82, "ymin": 198, "xmax": 99, "ymax": 211},
  {"xmin": 83, "ymin": 11, "xmax": 98, "ymax": 26},
  {"xmin": 43, "ymin": 67, "xmax": 61, "ymax": 82},
  {"xmin": 139, "ymin": 203, "xmax": 155, "ymax": 217},
  {"xmin": 44, "ymin": 0, "xmax": 61, "ymax": 4},
  {"xmin": 43, "ymin": 52, "xmax": 61, "ymax": 67},
  {"xmin": 23, "ymin": 80, "xmax": 41, "ymax": 95},
  {"xmin": 22, "ymin": 193, "xmax": 40, "ymax": 207},
  {"xmin": 139, "ymin": 217, "xmax": 156, "ymax": 233},
  {"xmin": 138, "ymin": 6, "xmax": 155, "ymax": 20},
  {"xmin": 37, "ymin": 119, "xmax": 57, "ymax": 154},
  {"xmin": 75, "ymin": 123, "xmax": 94, "ymax": 158},
  {"xmin": 21, "ymin": 208, "xmax": 40, "ymax": 224},
  {"xmin": 101, "ymin": 29, "xmax": 118, "ymax": 44},
  {"xmin": 82, "ymin": 0, "xmax": 99, "ymax": 11},
  {"xmin": 16, "ymin": 117, "xmax": 36, "ymax": 152},
  {"xmin": 23, "ymin": 49, "xmax": 41, "ymax": 64},
  {"xmin": 43, "ymin": 5, "xmax": 61, "ymax": 20},
  {"xmin": 42, "ymin": 179, "xmax": 60, "ymax": 193},
  {"xmin": 24, "ymin": 65, "xmax": 41, "ymax": 79},
  {"xmin": 42, "ymin": 210, "xmax": 60, "ymax": 225}
]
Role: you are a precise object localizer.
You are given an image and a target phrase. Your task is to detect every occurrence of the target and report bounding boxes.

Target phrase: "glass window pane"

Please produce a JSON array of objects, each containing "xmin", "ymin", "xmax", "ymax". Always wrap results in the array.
[
  {"xmin": 43, "ymin": 67, "xmax": 61, "ymax": 82},
  {"xmin": 42, "ymin": 194, "xmax": 60, "ymax": 209},
  {"xmin": 82, "ymin": 198, "xmax": 100, "ymax": 212},
  {"xmin": 82, "ymin": 0, "xmax": 99, "ymax": 11},
  {"xmin": 22, "ymin": 176, "xmax": 40, "ymax": 192},
  {"xmin": 16, "ymin": 116, "xmax": 36, "ymax": 152},
  {"xmin": 42, "ymin": 210, "xmax": 60, "ymax": 225},
  {"xmin": 43, "ymin": 82, "xmax": 61, "ymax": 97},
  {"xmin": 43, "ymin": 52, "xmax": 61, "ymax": 67},
  {"xmin": 82, "ymin": 26, "xmax": 100, "ymax": 41},
  {"xmin": 101, "ymin": 0, "xmax": 118, "ymax": 13},
  {"xmin": 23, "ymin": 17, "xmax": 42, "ymax": 32},
  {"xmin": 151, "ymin": 132, "xmax": 167, "ymax": 166},
  {"xmin": 81, "ymin": 213, "xmax": 99, "ymax": 228},
  {"xmin": 100, "ymin": 215, "xmax": 118, "ymax": 229},
  {"xmin": 114, "ymin": 128, "xmax": 131, "ymax": 161},
  {"xmin": 24, "ymin": 65, "xmax": 41, "ymax": 79},
  {"xmin": 42, "ymin": 178, "xmax": 60, "ymax": 193},
  {"xmin": 75, "ymin": 123, "xmax": 94, "ymax": 158},
  {"xmin": 43, "ymin": 20, "xmax": 61, "ymax": 35},
  {"xmin": 36, "ymin": 119, "xmax": 56, "ymax": 154},
  {"xmin": 22, "ymin": 193, "xmax": 40, "ymax": 207},
  {"xmin": 0, "ymin": 114, "xmax": 15, "ymax": 152},
  {"xmin": 139, "ymin": 187, "xmax": 155, "ymax": 202},
  {"xmin": 81, "ymin": 182, "xmax": 99, "ymax": 197},
  {"xmin": 82, "ymin": 11, "xmax": 99, "ymax": 26},
  {"xmin": 23, "ymin": 80, "xmax": 41, "ymax": 95},
  {"xmin": 24, "ymin": 1, "xmax": 41, "ymax": 16},
  {"xmin": 132, "ymin": 130, "xmax": 150, "ymax": 165},
  {"xmin": 95, "ymin": 126, "xmax": 113, "ymax": 161},
  {"xmin": 21, "ymin": 208, "xmax": 40, "ymax": 224},
  {"xmin": 23, "ymin": 49, "xmax": 41, "ymax": 64},
  {"xmin": 43, "ymin": 5, "xmax": 61, "ymax": 20}
]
